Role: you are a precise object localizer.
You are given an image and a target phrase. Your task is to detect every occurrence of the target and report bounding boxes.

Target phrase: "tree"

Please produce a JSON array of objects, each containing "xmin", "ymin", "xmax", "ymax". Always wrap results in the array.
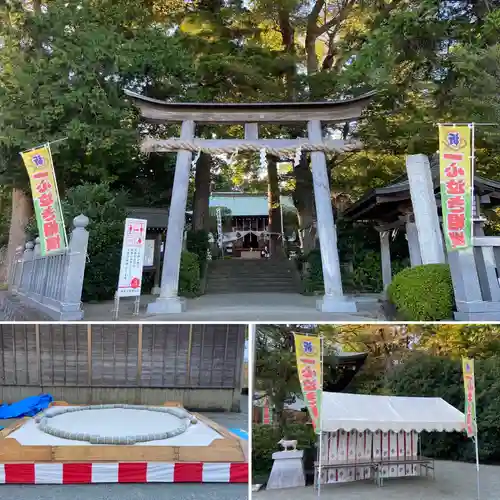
[
  {"xmin": 255, "ymin": 324, "xmax": 302, "ymax": 424},
  {"xmin": 0, "ymin": 0, "xmax": 194, "ymax": 271}
]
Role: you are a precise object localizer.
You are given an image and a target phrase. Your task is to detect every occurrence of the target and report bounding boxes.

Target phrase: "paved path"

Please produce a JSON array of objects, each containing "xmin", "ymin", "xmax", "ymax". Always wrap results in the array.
[
  {"xmin": 0, "ymin": 397, "xmax": 249, "ymax": 500},
  {"xmin": 255, "ymin": 460, "xmax": 497, "ymax": 499},
  {"xmin": 83, "ymin": 293, "xmax": 383, "ymax": 322}
]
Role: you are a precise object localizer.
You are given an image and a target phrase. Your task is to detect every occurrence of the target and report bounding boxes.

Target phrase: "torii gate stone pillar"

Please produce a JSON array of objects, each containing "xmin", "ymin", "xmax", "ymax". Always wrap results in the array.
[
  {"xmin": 125, "ymin": 90, "xmax": 375, "ymax": 314},
  {"xmin": 147, "ymin": 120, "xmax": 195, "ymax": 314},
  {"xmin": 308, "ymin": 120, "xmax": 356, "ymax": 312}
]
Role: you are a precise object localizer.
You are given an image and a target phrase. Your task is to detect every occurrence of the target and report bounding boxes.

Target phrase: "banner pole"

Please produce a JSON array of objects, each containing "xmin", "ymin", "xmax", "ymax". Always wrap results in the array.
[
  {"xmin": 470, "ymin": 123, "xmax": 476, "ymax": 225},
  {"xmin": 317, "ymin": 334, "xmax": 324, "ymax": 498},
  {"xmin": 474, "ymin": 435, "xmax": 480, "ymax": 500}
]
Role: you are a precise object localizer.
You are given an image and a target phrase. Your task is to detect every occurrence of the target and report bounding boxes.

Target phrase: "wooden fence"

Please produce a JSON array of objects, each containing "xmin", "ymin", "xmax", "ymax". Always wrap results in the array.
[{"xmin": 0, "ymin": 324, "xmax": 246, "ymax": 409}]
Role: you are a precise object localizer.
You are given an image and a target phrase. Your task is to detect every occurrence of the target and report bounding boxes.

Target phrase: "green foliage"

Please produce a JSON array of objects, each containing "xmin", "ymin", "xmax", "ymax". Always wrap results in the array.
[
  {"xmin": 386, "ymin": 353, "xmax": 500, "ymax": 463},
  {"xmin": 61, "ymin": 183, "xmax": 128, "ymax": 302},
  {"xmin": 0, "ymin": 187, "xmax": 12, "ymax": 247},
  {"xmin": 252, "ymin": 423, "xmax": 316, "ymax": 480},
  {"xmin": 186, "ymin": 230, "xmax": 209, "ymax": 275},
  {"xmin": 178, "ymin": 251, "xmax": 201, "ymax": 297},
  {"xmin": 300, "ymin": 249, "xmax": 323, "ymax": 294},
  {"xmin": 388, "ymin": 264, "xmax": 454, "ymax": 321},
  {"xmin": 0, "ymin": 0, "xmax": 194, "ymax": 193}
]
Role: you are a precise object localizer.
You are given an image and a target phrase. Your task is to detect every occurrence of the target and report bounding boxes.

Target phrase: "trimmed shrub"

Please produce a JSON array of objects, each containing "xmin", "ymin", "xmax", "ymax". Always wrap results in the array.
[
  {"xmin": 252, "ymin": 423, "xmax": 316, "ymax": 481},
  {"xmin": 178, "ymin": 251, "xmax": 201, "ymax": 297},
  {"xmin": 387, "ymin": 263, "xmax": 454, "ymax": 321}
]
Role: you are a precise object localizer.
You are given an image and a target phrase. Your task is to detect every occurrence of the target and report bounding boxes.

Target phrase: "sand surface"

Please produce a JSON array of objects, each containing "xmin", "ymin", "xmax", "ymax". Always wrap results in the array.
[{"xmin": 9, "ymin": 407, "xmax": 222, "ymax": 447}]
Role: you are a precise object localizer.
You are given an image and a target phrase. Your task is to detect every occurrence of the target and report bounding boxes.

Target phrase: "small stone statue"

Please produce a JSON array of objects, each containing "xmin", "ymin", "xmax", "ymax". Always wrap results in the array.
[{"xmin": 278, "ymin": 438, "xmax": 298, "ymax": 451}]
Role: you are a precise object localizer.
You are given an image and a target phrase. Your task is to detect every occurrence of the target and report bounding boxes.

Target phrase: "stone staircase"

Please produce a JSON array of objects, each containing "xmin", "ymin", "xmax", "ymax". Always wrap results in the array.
[{"xmin": 205, "ymin": 258, "xmax": 300, "ymax": 294}]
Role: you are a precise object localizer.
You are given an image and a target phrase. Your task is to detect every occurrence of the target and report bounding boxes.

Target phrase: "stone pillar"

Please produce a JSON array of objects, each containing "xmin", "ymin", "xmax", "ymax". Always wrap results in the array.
[
  {"xmin": 405, "ymin": 221, "xmax": 422, "ymax": 266},
  {"xmin": 152, "ymin": 232, "xmax": 163, "ymax": 295},
  {"xmin": 379, "ymin": 230, "xmax": 392, "ymax": 290},
  {"xmin": 307, "ymin": 120, "xmax": 356, "ymax": 312},
  {"xmin": 59, "ymin": 214, "xmax": 90, "ymax": 320},
  {"xmin": 19, "ymin": 241, "xmax": 34, "ymax": 292},
  {"xmin": 406, "ymin": 155, "xmax": 446, "ymax": 264},
  {"xmin": 148, "ymin": 120, "xmax": 195, "ymax": 314}
]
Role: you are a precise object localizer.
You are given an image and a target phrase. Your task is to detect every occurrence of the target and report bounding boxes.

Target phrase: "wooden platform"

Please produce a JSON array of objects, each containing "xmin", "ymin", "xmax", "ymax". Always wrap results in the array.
[{"xmin": 0, "ymin": 402, "xmax": 247, "ymax": 464}]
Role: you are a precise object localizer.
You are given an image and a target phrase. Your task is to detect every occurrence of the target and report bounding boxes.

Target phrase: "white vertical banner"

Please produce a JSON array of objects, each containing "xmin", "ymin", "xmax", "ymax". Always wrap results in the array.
[
  {"xmin": 216, "ymin": 207, "xmax": 223, "ymax": 248},
  {"xmin": 116, "ymin": 218, "xmax": 148, "ymax": 297}
]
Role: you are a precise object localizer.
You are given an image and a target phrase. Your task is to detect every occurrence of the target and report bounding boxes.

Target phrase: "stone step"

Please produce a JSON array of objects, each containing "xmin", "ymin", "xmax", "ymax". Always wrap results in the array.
[{"xmin": 205, "ymin": 258, "xmax": 300, "ymax": 294}]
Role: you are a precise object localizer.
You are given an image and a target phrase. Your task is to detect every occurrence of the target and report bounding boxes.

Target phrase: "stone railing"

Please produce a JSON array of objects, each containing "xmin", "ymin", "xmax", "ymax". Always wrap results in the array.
[
  {"xmin": 8, "ymin": 214, "xmax": 89, "ymax": 320},
  {"xmin": 449, "ymin": 235, "xmax": 500, "ymax": 320}
]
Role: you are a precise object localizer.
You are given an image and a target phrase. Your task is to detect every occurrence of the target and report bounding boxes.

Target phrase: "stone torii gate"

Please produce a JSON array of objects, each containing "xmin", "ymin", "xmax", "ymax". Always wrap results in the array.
[{"xmin": 125, "ymin": 90, "xmax": 375, "ymax": 315}]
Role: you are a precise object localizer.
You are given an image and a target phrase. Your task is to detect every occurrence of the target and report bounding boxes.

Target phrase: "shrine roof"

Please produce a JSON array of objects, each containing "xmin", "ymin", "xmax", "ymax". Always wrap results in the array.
[
  {"xmin": 343, "ymin": 155, "xmax": 500, "ymax": 222},
  {"xmin": 124, "ymin": 89, "xmax": 376, "ymax": 123},
  {"xmin": 126, "ymin": 206, "xmax": 193, "ymax": 230},
  {"xmin": 210, "ymin": 192, "xmax": 295, "ymax": 216}
]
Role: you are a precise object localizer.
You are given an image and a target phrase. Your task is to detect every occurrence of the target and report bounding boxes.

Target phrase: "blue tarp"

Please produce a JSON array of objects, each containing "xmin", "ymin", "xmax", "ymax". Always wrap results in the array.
[
  {"xmin": 0, "ymin": 394, "xmax": 53, "ymax": 419},
  {"xmin": 229, "ymin": 428, "xmax": 248, "ymax": 440}
]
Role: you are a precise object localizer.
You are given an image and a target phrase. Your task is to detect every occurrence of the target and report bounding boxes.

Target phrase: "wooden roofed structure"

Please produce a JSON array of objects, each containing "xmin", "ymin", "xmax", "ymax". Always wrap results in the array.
[{"xmin": 342, "ymin": 153, "xmax": 500, "ymax": 293}]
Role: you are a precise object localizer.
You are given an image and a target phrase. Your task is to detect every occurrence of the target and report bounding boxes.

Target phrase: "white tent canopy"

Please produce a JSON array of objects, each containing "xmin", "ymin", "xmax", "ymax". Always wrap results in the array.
[{"xmin": 321, "ymin": 392, "xmax": 465, "ymax": 433}]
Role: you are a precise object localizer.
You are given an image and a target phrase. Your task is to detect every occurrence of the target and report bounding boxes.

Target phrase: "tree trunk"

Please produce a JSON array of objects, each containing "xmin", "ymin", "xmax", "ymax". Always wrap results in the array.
[
  {"xmin": 293, "ymin": 155, "xmax": 316, "ymax": 253},
  {"xmin": 6, "ymin": 188, "xmax": 33, "ymax": 281},
  {"xmin": 267, "ymin": 156, "xmax": 282, "ymax": 259},
  {"xmin": 192, "ymin": 153, "xmax": 211, "ymax": 231}
]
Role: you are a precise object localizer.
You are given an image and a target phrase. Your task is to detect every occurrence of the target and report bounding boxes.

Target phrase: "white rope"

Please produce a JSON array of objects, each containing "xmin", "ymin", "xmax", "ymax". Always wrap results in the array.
[{"xmin": 140, "ymin": 138, "xmax": 362, "ymax": 156}]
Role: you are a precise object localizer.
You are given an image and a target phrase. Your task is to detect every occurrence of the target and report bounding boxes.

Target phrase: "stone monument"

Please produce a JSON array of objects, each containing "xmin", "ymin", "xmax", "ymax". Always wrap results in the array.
[{"xmin": 266, "ymin": 439, "xmax": 306, "ymax": 490}]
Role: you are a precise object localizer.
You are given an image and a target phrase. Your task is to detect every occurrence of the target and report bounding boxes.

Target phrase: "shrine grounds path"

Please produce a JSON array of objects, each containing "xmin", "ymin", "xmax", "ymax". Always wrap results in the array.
[
  {"xmin": 82, "ymin": 292, "xmax": 383, "ymax": 322},
  {"xmin": 254, "ymin": 460, "xmax": 498, "ymax": 500},
  {"xmin": 0, "ymin": 396, "xmax": 249, "ymax": 500}
]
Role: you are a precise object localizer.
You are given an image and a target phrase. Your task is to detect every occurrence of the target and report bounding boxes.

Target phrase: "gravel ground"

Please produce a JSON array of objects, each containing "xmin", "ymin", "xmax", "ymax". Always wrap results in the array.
[
  {"xmin": 0, "ymin": 396, "xmax": 249, "ymax": 500},
  {"xmin": 254, "ymin": 460, "xmax": 498, "ymax": 500}
]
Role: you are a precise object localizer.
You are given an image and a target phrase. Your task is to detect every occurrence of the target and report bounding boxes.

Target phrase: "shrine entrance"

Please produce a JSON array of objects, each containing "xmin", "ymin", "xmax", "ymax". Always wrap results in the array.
[
  {"xmin": 125, "ymin": 90, "xmax": 375, "ymax": 315},
  {"xmin": 243, "ymin": 232, "xmax": 259, "ymax": 250}
]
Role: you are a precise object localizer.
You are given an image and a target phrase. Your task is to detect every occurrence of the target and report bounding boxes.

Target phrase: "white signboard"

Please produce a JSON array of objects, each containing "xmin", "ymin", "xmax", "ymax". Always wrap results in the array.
[
  {"xmin": 143, "ymin": 239, "xmax": 155, "ymax": 267},
  {"xmin": 117, "ymin": 218, "xmax": 147, "ymax": 297}
]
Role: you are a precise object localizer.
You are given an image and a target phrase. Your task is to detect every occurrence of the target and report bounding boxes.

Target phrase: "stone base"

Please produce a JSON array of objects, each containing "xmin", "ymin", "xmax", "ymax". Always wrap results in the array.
[
  {"xmin": 316, "ymin": 294, "xmax": 357, "ymax": 313},
  {"xmin": 454, "ymin": 300, "xmax": 500, "ymax": 320},
  {"xmin": 267, "ymin": 450, "xmax": 305, "ymax": 490},
  {"xmin": 146, "ymin": 296, "xmax": 186, "ymax": 314},
  {"xmin": 455, "ymin": 311, "xmax": 500, "ymax": 320},
  {"xmin": 151, "ymin": 286, "xmax": 161, "ymax": 296}
]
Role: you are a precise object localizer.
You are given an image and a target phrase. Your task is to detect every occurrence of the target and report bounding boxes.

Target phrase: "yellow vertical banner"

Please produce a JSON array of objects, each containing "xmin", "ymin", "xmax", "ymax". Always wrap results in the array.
[
  {"xmin": 21, "ymin": 145, "xmax": 67, "ymax": 256},
  {"xmin": 462, "ymin": 358, "xmax": 477, "ymax": 437},
  {"xmin": 294, "ymin": 334, "xmax": 322, "ymax": 432},
  {"xmin": 438, "ymin": 125, "xmax": 472, "ymax": 251}
]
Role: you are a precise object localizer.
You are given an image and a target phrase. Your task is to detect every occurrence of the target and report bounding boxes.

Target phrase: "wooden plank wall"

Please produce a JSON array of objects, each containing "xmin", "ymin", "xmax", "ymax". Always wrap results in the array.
[{"xmin": 0, "ymin": 324, "xmax": 245, "ymax": 389}]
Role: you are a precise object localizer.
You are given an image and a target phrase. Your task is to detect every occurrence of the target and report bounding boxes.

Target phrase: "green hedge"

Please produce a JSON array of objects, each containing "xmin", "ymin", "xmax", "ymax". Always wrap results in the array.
[
  {"xmin": 252, "ymin": 423, "xmax": 316, "ymax": 481},
  {"xmin": 386, "ymin": 353, "xmax": 500, "ymax": 463},
  {"xmin": 178, "ymin": 251, "xmax": 201, "ymax": 297},
  {"xmin": 387, "ymin": 263, "xmax": 454, "ymax": 321}
]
